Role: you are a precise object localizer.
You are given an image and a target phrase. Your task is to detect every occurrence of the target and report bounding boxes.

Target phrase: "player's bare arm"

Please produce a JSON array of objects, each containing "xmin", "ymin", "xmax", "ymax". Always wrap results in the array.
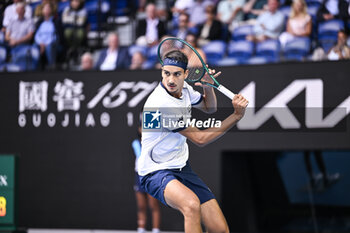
[{"xmin": 180, "ymin": 94, "xmax": 248, "ymax": 147}]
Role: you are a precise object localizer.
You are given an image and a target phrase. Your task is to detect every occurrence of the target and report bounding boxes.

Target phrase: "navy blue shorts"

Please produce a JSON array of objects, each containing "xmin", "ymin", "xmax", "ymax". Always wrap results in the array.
[
  {"xmin": 139, "ymin": 162, "xmax": 215, "ymax": 206},
  {"xmin": 134, "ymin": 172, "xmax": 146, "ymax": 193}
]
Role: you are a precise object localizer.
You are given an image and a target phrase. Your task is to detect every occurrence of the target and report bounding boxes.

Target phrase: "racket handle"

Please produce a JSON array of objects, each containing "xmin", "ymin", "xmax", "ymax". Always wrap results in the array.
[{"xmin": 217, "ymin": 84, "xmax": 235, "ymax": 100}]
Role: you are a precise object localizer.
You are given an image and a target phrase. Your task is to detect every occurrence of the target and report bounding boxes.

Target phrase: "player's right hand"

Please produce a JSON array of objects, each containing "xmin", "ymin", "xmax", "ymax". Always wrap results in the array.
[{"xmin": 232, "ymin": 94, "xmax": 248, "ymax": 120}]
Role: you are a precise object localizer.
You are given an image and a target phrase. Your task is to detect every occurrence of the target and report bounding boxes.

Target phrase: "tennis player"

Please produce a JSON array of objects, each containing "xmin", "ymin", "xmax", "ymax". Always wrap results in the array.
[{"xmin": 138, "ymin": 50, "xmax": 248, "ymax": 233}]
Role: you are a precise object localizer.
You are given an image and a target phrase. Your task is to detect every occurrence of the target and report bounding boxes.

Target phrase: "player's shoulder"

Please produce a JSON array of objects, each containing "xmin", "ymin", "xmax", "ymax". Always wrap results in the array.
[
  {"xmin": 144, "ymin": 83, "xmax": 171, "ymax": 108},
  {"xmin": 183, "ymin": 81, "xmax": 190, "ymax": 89},
  {"xmin": 183, "ymin": 81, "xmax": 198, "ymax": 95}
]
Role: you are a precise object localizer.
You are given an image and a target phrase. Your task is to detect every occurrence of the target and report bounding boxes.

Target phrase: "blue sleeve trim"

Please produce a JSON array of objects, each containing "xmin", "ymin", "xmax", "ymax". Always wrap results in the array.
[
  {"xmin": 132, "ymin": 139, "xmax": 142, "ymax": 158},
  {"xmin": 172, "ymin": 127, "xmax": 187, "ymax": 133},
  {"xmin": 192, "ymin": 95, "xmax": 203, "ymax": 106}
]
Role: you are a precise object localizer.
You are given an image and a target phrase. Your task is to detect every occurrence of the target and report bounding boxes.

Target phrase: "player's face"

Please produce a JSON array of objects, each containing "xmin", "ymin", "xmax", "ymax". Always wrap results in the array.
[{"xmin": 161, "ymin": 65, "xmax": 188, "ymax": 98}]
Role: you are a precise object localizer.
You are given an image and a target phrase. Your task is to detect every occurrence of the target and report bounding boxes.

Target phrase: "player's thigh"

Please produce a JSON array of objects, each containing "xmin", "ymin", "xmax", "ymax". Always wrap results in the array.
[
  {"xmin": 201, "ymin": 199, "xmax": 229, "ymax": 233},
  {"xmin": 164, "ymin": 179, "xmax": 201, "ymax": 213}
]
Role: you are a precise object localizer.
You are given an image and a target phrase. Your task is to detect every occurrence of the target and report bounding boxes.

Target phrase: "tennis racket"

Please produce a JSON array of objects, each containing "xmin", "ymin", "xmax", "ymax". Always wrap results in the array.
[{"xmin": 157, "ymin": 37, "xmax": 236, "ymax": 100}]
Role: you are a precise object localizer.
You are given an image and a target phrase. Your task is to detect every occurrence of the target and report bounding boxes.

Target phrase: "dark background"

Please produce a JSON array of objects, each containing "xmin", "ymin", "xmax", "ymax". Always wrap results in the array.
[{"xmin": 0, "ymin": 60, "xmax": 349, "ymax": 232}]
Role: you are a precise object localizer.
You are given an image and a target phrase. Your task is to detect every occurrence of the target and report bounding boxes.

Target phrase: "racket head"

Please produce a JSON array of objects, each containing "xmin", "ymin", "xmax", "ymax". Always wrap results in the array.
[{"xmin": 157, "ymin": 37, "xmax": 207, "ymax": 83}]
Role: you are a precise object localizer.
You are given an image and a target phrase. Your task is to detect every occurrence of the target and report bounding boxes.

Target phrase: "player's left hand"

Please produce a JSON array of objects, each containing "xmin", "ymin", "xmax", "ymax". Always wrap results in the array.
[{"xmin": 195, "ymin": 64, "xmax": 221, "ymax": 87}]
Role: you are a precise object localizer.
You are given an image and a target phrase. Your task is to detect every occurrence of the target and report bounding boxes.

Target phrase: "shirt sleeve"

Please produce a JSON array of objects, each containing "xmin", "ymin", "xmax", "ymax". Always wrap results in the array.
[
  {"xmin": 132, "ymin": 139, "xmax": 141, "ymax": 158},
  {"xmin": 265, "ymin": 13, "xmax": 285, "ymax": 35},
  {"xmin": 34, "ymin": 28, "xmax": 40, "ymax": 44},
  {"xmin": 25, "ymin": 6, "xmax": 32, "ymax": 20},
  {"xmin": 28, "ymin": 19, "xmax": 35, "ymax": 33},
  {"xmin": 185, "ymin": 82, "xmax": 203, "ymax": 105}
]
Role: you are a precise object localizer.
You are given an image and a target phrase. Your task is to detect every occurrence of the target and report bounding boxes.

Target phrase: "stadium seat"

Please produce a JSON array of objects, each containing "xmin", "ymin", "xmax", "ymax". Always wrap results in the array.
[
  {"xmin": 128, "ymin": 45, "xmax": 147, "ymax": 57},
  {"xmin": 110, "ymin": 0, "xmax": 138, "ymax": 16},
  {"xmin": 216, "ymin": 57, "xmax": 239, "ymax": 67},
  {"xmin": 247, "ymin": 56, "xmax": 268, "ymax": 65},
  {"xmin": 279, "ymin": 6, "xmax": 291, "ymax": 19},
  {"xmin": 143, "ymin": 60, "xmax": 156, "ymax": 69},
  {"xmin": 307, "ymin": 2, "xmax": 321, "ymax": 19},
  {"xmin": 318, "ymin": 20, "xmax": 344, "ymax": 36},
  {"xmin": 58, "ymin": 1, "xmax": 70, "ymax": 15},
  {"xmin": 29, "ymin": 1, "xmax": 41, "ymax": 13},
  {"xmin": 283, "ymin": 37, "xmax": 311, "ymax": 61},
  {"xmin": 10, "ymin": 45, "xmax": 40, "ymax": 71},
  {"xmin": 146, "ymin": 45, "xmax": 159, "ymax": 64},
  {"xmin": 306, "ymin": 0, "xmax": 323, "ymax": 4},
  {"xmin": 0, "ymin": 32, "xmax": 4, "ymax": 45},
  {"xmin": 227, "ymin": 40, "xmax": 254, "ymax": 64},
  {"xmin": 202, "ymin": 41, "xmax": 227, "ymax": 66},
  {"xmin": 85, "ymin": 0, "xmax": 110, "ymax": 13},
  {"xmin": 85, "ymin": 0, "xmax": 110, "ymax": 31},
  {"xmin": 0, "ymin": 46, "xmax": 6, "ymax": 65},
  {"xmin": 255, "ymin": 39, "xmax": 280, "ymax": 63},
  {"xmin": 232, "ymin": 24, "xmax": 254, "ymax": 41},
  {"xmin": 5, "ymin": 63, "xmax": 21, "ymax": 72},
  {"xmin": 221, "ymin": 24, "xmax": 230, "ymax": 41},
  {"xmin": 318, "ymin": 19, "xmax": 344, "ymax": 52}
]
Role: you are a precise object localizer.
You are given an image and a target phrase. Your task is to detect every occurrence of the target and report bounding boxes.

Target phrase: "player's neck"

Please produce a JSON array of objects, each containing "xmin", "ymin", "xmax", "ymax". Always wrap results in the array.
[
  {"xmin": 160, "ymin": 81, "xmax": 183, "ymax": 99},
  {"xmin": 173, "ymin": 91, "xmax": 182, "ymax": 99}
]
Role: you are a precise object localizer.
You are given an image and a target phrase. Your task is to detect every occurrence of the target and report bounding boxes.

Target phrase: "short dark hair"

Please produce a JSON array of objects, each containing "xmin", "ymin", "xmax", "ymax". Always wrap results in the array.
[
  {"xmin": 339, "ymin": 29, "xmax": 348, "ymax": 37},
  {"xmin": 163, "ymin": 50, "xmax": 188, "ymax": 67}
]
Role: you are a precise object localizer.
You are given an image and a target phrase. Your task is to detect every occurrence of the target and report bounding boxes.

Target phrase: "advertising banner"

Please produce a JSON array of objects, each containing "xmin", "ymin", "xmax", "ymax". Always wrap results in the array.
[{"xmin": 0, "ymin": 61, "xmax": 349, "ymax": 229}]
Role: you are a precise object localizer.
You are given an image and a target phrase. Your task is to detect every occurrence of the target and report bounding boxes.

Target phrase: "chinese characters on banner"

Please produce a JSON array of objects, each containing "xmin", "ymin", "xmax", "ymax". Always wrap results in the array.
[{"xmin": 18, "ymin": 79, "xmax": 158, "ymax": 128}]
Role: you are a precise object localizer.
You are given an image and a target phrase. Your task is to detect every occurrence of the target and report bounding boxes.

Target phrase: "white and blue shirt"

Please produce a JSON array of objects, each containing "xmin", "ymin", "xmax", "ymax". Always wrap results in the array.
[{"xmin": 137, "ymin": 81, "xmax": 202, "ymax": 176}]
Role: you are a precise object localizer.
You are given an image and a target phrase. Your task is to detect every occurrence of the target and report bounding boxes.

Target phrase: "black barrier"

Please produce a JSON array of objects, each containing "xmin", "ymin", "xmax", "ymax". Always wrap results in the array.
[{"xmin": 0, "ymin": 61, "xmax": 349, "ymax": 230}]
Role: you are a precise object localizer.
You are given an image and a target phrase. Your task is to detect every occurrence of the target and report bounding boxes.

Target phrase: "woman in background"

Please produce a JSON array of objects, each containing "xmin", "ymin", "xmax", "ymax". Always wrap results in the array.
[
  {"xmin": 34, "ymin": 2, "xmax": 61, "ymax": 69},
  {"xmin": 279, "ymin": 0, "xmax": 312, "ymax": 48},
  {"xmin": 197, "ymin": 5, "xmax": 223, "ymax": 47}
]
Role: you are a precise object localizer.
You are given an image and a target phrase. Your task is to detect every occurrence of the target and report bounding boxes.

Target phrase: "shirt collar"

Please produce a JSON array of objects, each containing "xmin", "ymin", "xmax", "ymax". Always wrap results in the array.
[{"xmin": 160, "ymin": 81, "xmax": 183, "ymax": 100}]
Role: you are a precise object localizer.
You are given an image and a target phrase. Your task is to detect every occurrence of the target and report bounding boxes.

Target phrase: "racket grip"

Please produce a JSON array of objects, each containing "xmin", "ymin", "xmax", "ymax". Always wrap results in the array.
[{"xmin": 217, "ymin": 85, "xmax": 235, "ymax": 100}]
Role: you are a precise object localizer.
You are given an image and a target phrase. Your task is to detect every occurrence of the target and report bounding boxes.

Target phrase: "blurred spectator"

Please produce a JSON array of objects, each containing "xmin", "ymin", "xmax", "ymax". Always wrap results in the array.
[
  {"xmin": 5, "ymin": 2, "xmax": 34, "ymax": 47},
  {"xmin": 138, "ymin": 0, "xmax": 168, "ymax": 20},
  {"xmin": 61, "ymin": 0, "xmax": 87, "ymax": 57},
  {"xmin": 2, "ymin": 0, "xmax": 32, "ymax": 31},
  {"xmin": 172, "ymin": 0, "xmax": 195, "ymax": 15},
  {"xmin": 80, "ymin": 52, "xmax": 94, "ymax": 70},
  {"xmin": 197, "ymin": 5, "xmax": 223, "ymax": 47},
  {"xmin": 34, "ymin": 0, "xmax": 58, "ymax": 20},
  {"xmin": 34, "ymin": 2, "xmax": 60, "ymax": 69},
  {"xmin": 327, "ymin": 30, "xmax": 350, "ymax": 60},
  {"xmin": 135, "ymin": 3, "xmax": 166, "ymax": 47},
  {"xmin": 171, "ymin": 13, "xmax": 193, "ymax": 40},
  {"xmin": 130, "ymin": 51, "xmax": 146, "ymax": 70},
  {"xmin": 243, "ymin": 0, "xmax": 268, "ymax": 20},
  {"xmin": 189, "ymin": 0, "xmax": 214, "ymax": 27},
  {"xmin": 279, "ymin": 0, "xmax": 312, "ymax": 48},
  {"xmin": 246, "ymin": 0, "xmax": 284, "ymax": 42},
  {"xmin": 311, "ymin": 47, "xmax": 327, "ymax": 60},
  {"xmin": 95, "ymin": 33, "xmax": 131, "ymax": 71},
  {"xmin": 217, "ymin": 0, "xmax": 245, "ymax": 31},
  {"xmin": 185, "ymin": 33, "xmax": 207, "ymax": 67},
  {"xmin": 316, "ymin": 0, "xmax": 349, "ymax": 23}
]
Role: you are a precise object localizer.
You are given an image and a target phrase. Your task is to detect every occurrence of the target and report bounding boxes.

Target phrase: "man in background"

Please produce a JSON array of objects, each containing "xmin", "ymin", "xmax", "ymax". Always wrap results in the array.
[{"xmin": 95, "ymin": 33, "xmax": 130, "ymax": 71}]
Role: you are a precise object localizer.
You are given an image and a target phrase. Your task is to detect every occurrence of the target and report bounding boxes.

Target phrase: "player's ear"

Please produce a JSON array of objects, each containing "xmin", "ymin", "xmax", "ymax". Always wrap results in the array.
[{"xmin": 184, "ymin": 68, "xmax": 189, "ymax": 78}]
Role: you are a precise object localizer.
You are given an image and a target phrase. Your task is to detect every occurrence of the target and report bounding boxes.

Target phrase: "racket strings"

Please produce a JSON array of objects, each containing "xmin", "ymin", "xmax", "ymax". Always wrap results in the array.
[{"xmin": 158, "ymin": 39, "xmax": 205, "ymax": 82}]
